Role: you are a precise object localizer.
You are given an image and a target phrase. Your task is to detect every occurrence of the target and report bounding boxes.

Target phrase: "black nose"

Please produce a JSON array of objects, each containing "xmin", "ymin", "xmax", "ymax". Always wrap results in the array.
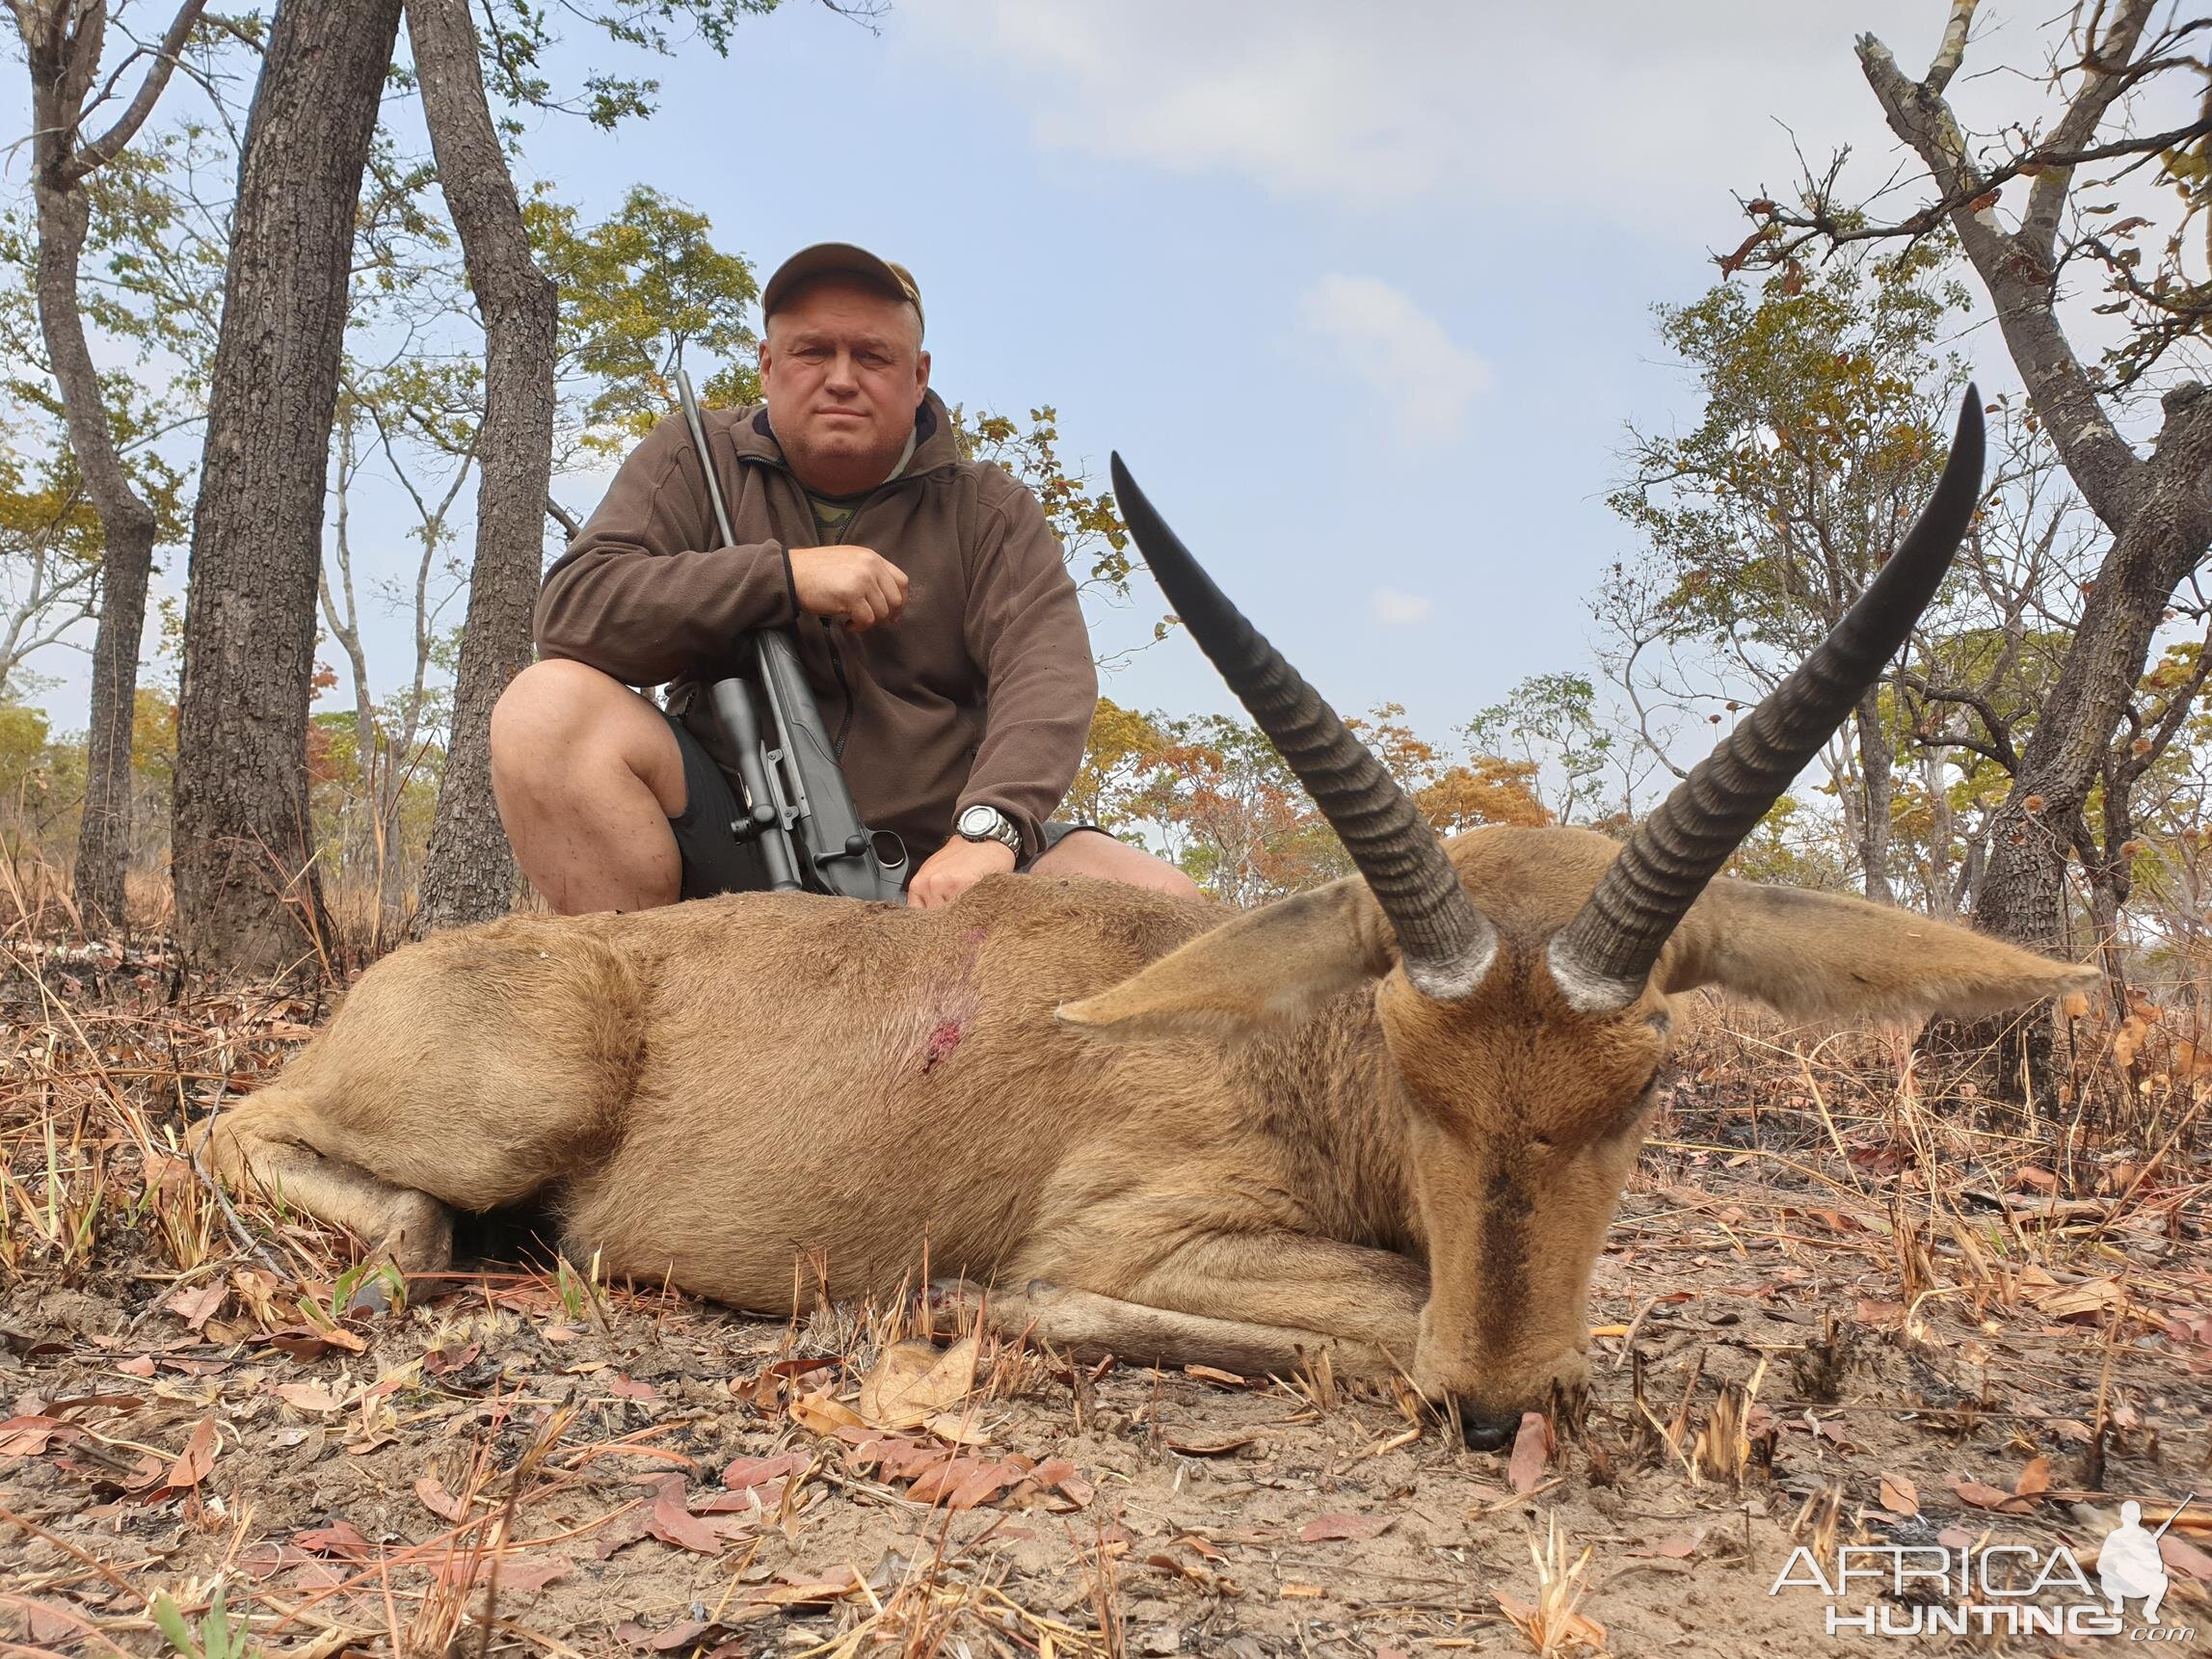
[{"xmin": 1452, "ymin": 1403, "xmax": 1523, "ymax": 1452}]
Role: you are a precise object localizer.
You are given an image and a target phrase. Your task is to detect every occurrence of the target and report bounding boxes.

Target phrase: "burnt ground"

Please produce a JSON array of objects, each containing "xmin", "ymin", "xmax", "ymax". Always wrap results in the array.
[{"xmin": 4, "ymin": 945, "xmax": 2212, "ymax": 1656}]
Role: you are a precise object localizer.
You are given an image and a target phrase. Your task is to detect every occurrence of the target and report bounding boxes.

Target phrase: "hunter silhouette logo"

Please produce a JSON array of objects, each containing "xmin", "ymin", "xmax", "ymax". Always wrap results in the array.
[
  {"xmin": 2100, "ymin": 1496, "xmax": 2189, "ymax": 1626},
  {"xmin": 1769, "ymin": 1491, "xmax": 2200, "ymax": 1638}
]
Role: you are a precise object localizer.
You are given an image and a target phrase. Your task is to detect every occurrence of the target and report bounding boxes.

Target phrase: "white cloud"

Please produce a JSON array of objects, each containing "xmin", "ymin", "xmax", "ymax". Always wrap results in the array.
[
  {"xmin": 1373, "ymin": 587, "xmax": 1434, "ymax": 628},
  {"xmin": 901, "ymin": 0, "xmax": 2086, "ymax": 241},
  {"xmin": 1299, "ymin": 274, "xmax": 1491, "ymax": 440}
]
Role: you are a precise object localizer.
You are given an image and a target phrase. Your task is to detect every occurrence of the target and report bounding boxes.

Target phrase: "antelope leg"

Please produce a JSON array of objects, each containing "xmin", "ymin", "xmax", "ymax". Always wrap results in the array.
[
  {"xmin": 1109, "ymin": 1230, "xmax": 1429, "ymax": 1344},
  {"xmin": 195, "ymin": 1108, "xmax": 454, "ymax": 1272},
  {"xmin": 941, "ymin": 1279, "xmax": 1409, "ymax": 1379}
]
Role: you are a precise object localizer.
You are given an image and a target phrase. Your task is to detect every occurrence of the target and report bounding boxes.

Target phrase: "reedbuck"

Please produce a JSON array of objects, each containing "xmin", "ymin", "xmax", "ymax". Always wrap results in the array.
[{"xmin": 202, "ymin": 391, "xmax": 2092, "ymax": 1445}]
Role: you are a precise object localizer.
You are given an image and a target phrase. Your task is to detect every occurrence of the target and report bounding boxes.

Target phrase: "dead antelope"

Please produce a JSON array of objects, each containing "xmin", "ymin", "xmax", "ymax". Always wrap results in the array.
[{"xmin": 201, "ymin": 389, "xmax": 2091, "ymax": 1446}]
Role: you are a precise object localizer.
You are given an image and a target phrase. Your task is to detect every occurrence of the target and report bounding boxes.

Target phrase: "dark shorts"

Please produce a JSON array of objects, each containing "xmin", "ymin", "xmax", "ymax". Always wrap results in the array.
[{"xmin": 663, "ymin": 710, "xmax": 1104, "ymax": 899}]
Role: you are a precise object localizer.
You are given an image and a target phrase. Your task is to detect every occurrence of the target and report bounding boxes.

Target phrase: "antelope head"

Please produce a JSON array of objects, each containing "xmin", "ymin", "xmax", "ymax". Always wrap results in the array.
[{"xmin": 1064, "ymin": 390, "xmax": 2097, "ymax": 1446}]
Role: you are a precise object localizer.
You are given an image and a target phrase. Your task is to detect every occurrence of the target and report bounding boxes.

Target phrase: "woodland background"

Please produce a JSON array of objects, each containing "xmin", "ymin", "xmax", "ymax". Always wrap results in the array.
[{"xmin": 0, "ymin": 0, "xmax": 2207, "ymax": 1097}]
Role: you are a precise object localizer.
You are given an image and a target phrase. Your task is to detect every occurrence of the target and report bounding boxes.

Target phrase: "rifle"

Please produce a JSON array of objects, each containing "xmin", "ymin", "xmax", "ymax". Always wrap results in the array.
[{"xmin": 675, "ymin": 369, "xmax": 909, "ymax": 901}]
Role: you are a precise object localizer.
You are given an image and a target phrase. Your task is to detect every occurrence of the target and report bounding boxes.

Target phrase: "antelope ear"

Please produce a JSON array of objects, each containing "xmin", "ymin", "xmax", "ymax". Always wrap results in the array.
[
  {"xmin": 1057, "ymin": 878, "xmax": 1396, "ymax": 1037},
  {"xmin": 1662, "ymin": 879, "xmax": 2100, "ymax": 1024}
]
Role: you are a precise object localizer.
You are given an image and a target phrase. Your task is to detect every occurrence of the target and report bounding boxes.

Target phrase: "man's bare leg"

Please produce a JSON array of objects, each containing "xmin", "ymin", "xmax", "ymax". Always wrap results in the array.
[
  {"xmin": 1032, "ymin": 828, "xmax": 1204, "ymax": 902},
  {"xmin": 490, "ymin": 658, "xmax": 689, "ymax": 915}
]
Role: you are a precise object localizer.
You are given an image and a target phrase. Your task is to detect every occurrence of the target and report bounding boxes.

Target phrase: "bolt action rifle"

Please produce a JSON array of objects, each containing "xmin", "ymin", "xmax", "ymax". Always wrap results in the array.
[{"xmin": 675, "ymin": 369, "xmax": 909, "ymax": 900}]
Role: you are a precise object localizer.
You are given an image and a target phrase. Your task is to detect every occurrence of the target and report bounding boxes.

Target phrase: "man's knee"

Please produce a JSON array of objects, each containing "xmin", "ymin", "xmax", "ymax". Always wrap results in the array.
[
  {"xmin": 491, "ymin": 659, "xmax": 682, "ymax": 815},
  {"xmin": 1036, "ymin": 830, "xmax": 1205, "ymax": 902}
]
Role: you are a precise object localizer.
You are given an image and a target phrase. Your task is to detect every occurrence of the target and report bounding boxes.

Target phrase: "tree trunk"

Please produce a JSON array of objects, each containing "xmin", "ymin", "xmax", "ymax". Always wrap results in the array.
[
  {"xmin": 16, "ymin": 0, "xmax": 205, "ymax": 933},
  {"xmin": 33, "ymin": 184, "xmax": 160, "ymax": 934},
  {"xmin": 1923, "ymin": 747, "xmax": 1956, "ymax": 918},
  {"xmin": 1852, "ymin": 686, "xmax": 1894, "ymax": 904},
  {"xmin": 1854, "ymin": 19, "xmax": 2212, "ymax": 1100},
  {"xmin": 172, "ymin": 0, "xmax": 401, "ymax": 975},
  {"xmin": 408, "ymin": 0, "xmax": 558, "ymax": 933}
]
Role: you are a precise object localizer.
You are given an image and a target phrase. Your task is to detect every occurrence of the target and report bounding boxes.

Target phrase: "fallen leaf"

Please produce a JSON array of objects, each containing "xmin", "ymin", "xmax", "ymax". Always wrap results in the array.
[
  {"xmin": 907, "ymin": 1455, "xmax": 988, "ymax": 1506},
  {"xmin": 2014, "ymin": 1456, "xmax": 2051, "ymax": 1498},
  {"xmin": 1279, "ymin": 1582, "xmax": 1324, "ymax": 1598},
  {"xmin": 2035, "ymin": 1278, "xmax": 2124, "ymax": 1321},
  {"xmin": 1298, "ymin": 1512, "xmax": 1392, "ymax": 1542},
  {"xmin": 115, "ymin": 1354, "xmax": 156, "ymax": 1378},
  {"xmin": 0, "ymin": 1416, "xmax": 67, "ymax": 1457},
  {"xmin": 275, "ymin": 1381, "xmax": 342, "ymax": 1414},
  {"xmin": 294, "ymin": 1520, "xmax": 372, "ymax": 1559},
  {"xmin": 1950, "ymin": 1477, "xmax": 2028, "ymax": 1512},
  {"xmin": 165, "ymin": 1282, "xmax": 227, "ymax": 1331},
  {"xmin": 1879, "ymin": 1472, "xmax": 1920, "ymax": 1517},
  {"xmin": 415, "ymin": 1475, "xmax": 469, "ymax": 1522},
  {"xmin": 2161, "ymin": 1534, "xmax": 2212, "ymax": 1582},
  {"xmin": 924, "ymin": 1409, "xmax": 993, "ymax": 1445},
  {"xmin": 163, "ymin": 1417, "xmax": 218, "ymax": 1490},
  {"xmin": 1507, "ymin": 1411, "xmax": 1552, "ymax": 1496},
  {"xmin": 744, "ymin": 1569, "xmax": 864, "ymax": 1609},
  {"xmin": 487, "ymin": 1556, "xmax": 571, "ymax": 1593},
  {"xmin": 1166, "ymin": 1431, "xmax": 1256, "ymax": 1457},
  {"xmin": 722, "ymin": 1452, "xmax": 809, "ymax": 1492},
  {"xmin": 422, "ymin": 1342, "xmax": 481, "ymax": 1376},
  {"xmin": 858, "ymin": 1336, "xmax": 977, "ymax": 1431},
  {"xmin": 645, "ymin": 1475, "xmax": 723, "ymax": 1555},
  {"xmin": 789, "ymin": 1390, "xmax": 867, "ymax": 1437},
  {"xmin": 607, "ymin": 1375, "xmax": 659, "ymax": 1403}
]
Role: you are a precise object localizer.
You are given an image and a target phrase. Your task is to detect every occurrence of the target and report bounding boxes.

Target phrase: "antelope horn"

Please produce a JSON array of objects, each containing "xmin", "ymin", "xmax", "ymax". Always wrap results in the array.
[
  {"xmin": 1110, "ymin": 454, "xmax": 1496, "ymax": 1000},
  {"xmin": 1547, "ymin": 388, "xmax": 1986, "ymax": 1013}
]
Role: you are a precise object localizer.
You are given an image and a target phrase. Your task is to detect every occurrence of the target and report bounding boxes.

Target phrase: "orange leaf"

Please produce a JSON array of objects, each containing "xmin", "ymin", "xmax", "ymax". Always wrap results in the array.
[
  {"xmin": 643, "ymin": 1476, "xmax": 721, "ymax": 1555},
  {"xmin": 164, "ymin": 1418, "xmax": 218, "ymax": 1490},
  {"xmin": 1507, "ymin": 1411, "xmax": 1552, "ymax": 1496},
  {"xmin": 415, "ymin": 1475, "xmax": 468, "ymax": 1522},
  {"xmin": 2014, "ymin": 1456, "xmax": 2051, "ymax": 1498},
  {"xmin": 1879, "ymin": 1472, "xmax": 1920, "ymax": 1516}
]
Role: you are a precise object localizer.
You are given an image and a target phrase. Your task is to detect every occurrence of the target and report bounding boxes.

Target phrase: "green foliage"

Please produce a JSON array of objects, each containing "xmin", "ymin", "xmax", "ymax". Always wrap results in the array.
[
  {"xmin": 152, "ymin": 1585, "xmax": 258, "ymax": 1659},
  {"xmin": 1609, "ymin": 246, "xmax": 1969, "ymax": 657},
  {"xmin": 952, "ymin": 405, "xmax": 1133, "ymax": 602},
  {"xmin": 527, "ymin": 185, "xmax": 760, "ymax": 450},
  {"xmin": 473, "ymin": 0, "xmax": 789, "ymax": 130},
  {"xmin": 1464, "ymin": 672, "xmax": 1617, "ymax": 826}
]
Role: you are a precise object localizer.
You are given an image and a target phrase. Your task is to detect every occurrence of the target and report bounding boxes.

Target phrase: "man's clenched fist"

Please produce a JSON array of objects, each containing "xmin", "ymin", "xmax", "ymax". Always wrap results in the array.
[
  {"xmin": 906, "ymin": 836, "xmax": 1016, "ymax": 908},
  {"xmin": 789, "ymin": 544, "xmax": 908, "ymax": 632}
]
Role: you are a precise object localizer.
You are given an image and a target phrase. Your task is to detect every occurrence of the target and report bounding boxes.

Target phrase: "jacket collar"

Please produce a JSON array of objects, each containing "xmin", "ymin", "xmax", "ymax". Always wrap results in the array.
[{"xmin": 732, "ymin": 388, "xmax": 957, "ymax": 481}]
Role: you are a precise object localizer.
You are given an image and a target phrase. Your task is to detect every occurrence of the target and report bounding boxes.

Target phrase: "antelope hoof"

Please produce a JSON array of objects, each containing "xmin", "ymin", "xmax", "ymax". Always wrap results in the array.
[
  {"xmin": 382, "ymin": 1193, "xmax": 455, "ymax": 1275},
  {"xmin": 926, "ymin": 1276, "xmax": 1037, "ymax": 1337}
]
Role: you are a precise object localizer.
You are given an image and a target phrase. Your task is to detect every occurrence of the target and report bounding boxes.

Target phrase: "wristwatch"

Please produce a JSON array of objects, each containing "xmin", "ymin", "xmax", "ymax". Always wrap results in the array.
[{"xmin": 956, "ymin": 803, "xmax": 1023, "ymax": 857}]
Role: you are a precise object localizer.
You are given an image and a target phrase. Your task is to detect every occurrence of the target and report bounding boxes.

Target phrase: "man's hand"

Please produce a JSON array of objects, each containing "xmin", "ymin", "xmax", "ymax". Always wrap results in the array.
[
  {"xmin": 789, "ymin": 544, "xmax": 908, "ymax": 632},
  {"xmin": 906, "ymin": 835, "xmax": 1016, "ymax": 908}
]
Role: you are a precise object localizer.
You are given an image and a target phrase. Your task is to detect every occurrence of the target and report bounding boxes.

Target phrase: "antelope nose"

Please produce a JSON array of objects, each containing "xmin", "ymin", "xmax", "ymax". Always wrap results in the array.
[{"xmin": 1454, "ymin": 1403, "xmax": 1522, "ymax": 1453}]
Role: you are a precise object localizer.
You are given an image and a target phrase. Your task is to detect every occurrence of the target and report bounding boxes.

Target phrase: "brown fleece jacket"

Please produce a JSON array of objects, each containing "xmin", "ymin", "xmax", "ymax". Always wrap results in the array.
[{"xmin": 534, "ymin": 391, "xmax": 1097, "ymax": 862}]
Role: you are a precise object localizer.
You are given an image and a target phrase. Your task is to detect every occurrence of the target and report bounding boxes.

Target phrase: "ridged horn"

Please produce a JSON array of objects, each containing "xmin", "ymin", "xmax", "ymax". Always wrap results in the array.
[
  {"xmin": 1548, "ymin": 388, "xmax": 1986, "ymax": 1013},
  {"xmin": 1110, "ymin": 454, "xmax": 1496, "ymax": 1000}
]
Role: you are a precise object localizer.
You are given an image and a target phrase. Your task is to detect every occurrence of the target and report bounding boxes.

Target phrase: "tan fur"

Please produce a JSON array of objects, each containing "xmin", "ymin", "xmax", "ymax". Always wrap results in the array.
[{"xmin": 201, "ymin": 824, "xmax": 2094, "ymax": 1434}]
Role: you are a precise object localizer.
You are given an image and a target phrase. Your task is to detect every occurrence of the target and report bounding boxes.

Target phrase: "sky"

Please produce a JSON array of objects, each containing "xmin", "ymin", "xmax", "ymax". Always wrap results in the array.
[{"xmin": 6, "ymin": 0, "xmax": 2185, "ymax": 763}]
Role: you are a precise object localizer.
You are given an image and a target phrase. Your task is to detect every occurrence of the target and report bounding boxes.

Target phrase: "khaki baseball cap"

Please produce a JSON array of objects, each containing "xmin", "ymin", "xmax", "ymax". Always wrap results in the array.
[{"xmin": 760, "ymin": 242, "xmax": 924, "ymax": 339}]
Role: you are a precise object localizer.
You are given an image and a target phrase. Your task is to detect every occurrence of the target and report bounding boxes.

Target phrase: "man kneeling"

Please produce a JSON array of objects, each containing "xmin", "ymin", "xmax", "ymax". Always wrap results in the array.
[{"xmin": 491, "ymin": 242, "xmax": 1200, "ymax": 914}]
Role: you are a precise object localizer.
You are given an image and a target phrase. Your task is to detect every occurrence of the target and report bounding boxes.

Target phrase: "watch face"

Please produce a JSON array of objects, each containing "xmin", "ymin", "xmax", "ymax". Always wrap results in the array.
[{"xmin": 959, "ymin": 805, "xmax": 997, "ymax": 838}]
